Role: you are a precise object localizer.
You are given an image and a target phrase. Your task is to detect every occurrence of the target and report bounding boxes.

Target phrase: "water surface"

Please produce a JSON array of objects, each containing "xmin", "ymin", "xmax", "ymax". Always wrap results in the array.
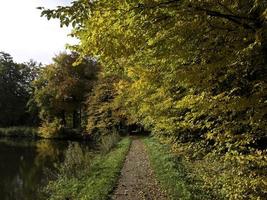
[{"xmin": 0, "ymin": 138, "xmax": 89, "ymax": 200}]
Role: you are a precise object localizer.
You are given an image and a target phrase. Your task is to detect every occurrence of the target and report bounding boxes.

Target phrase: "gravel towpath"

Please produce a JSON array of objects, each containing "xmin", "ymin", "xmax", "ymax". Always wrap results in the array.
[{"xmin": 111, "ymin": 138, "xmax": 168, "ymax": 200}]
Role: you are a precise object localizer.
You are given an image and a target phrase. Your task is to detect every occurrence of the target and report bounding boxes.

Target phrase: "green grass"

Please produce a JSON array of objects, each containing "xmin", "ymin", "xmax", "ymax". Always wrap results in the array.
[
  {"xmin": 143, "ymin": 137, "xmax": 218, "ymax": 200},
  {"xmin": 43, "ymin": 137, "xmax": 131, "ymax": 200},
  {"xmin": 0, "ymin": 126, "xmax": 84, "ymax": 140},
  {"xmin": 0, "ymin": 127, "xmax": 39, "ymax": 138}
]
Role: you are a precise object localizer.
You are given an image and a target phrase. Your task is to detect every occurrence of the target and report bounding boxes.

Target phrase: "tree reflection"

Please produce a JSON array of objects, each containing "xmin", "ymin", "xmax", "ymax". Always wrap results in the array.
[{"xmin": 0, "ymin": 139, "xmax": 69, "ymax": 200}]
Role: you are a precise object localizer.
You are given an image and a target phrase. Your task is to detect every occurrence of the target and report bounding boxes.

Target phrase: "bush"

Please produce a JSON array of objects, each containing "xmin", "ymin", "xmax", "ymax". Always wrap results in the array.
[
  {"xmin": 158, "ymin": 136, "xmax": 267, "ymax": 200},
  {"xmin": 38, "ymin": 119, "xmax": 63, "ymax": 138}
]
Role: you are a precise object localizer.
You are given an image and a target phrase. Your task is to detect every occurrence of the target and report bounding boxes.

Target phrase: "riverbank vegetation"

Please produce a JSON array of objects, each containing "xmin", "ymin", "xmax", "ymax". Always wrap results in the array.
[
  {"xmin": 43, "ymin": 137, "xmax": 130, "ymax": 200},
  {"xmin": 0, "ymin": 127, "xmax": 38, "ymax": 138}
]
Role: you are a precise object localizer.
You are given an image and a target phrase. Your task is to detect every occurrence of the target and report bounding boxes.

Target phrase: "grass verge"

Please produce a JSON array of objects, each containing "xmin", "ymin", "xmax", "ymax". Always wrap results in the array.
[
  {"xmin": 143, "ymin": 137, "xmax": 218, "ymax": 200},
  {"xmin": 0, "ymin": 127, "xmax": 38, "ymax": 138},
  {"xmin": 0, "ymin": 126, "xmax": 84, "ymax": 140},
  {"xmin": 43, "ymin": 137, "xmax": 131, "ymax": 200}
]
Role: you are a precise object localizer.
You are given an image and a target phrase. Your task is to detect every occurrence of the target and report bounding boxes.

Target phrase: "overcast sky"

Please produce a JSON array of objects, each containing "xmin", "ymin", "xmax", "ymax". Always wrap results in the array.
[{"xmin": 0, "ymin": 0, "xmax": 77, "ymax": 65}]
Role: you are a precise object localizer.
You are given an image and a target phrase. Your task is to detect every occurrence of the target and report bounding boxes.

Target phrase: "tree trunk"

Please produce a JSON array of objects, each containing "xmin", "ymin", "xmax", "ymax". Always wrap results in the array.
[
  {"xmin": 61, "ymin": 110, "xmax": 66, "ymax": 127},
  {"xmin": 73, "ymin": 110, "xmax": 77, "ymax": 128},
  {"xmin": 79, "ymin": 105, "xmax": 82, "ymax": 128}
]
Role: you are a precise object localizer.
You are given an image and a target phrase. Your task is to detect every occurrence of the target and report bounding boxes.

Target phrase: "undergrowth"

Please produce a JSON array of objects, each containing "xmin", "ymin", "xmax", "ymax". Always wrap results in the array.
[
  {"xmin": 43, "ymin": 137, "xmax": 131, "ymax": 200},
  {"xmin": 143, "ymin": 137, "xmax": 220, "ymax": 200}
]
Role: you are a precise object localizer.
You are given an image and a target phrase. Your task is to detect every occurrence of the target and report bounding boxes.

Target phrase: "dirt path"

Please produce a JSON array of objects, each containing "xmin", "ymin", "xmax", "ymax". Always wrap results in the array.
[{"xmin": 111, "ymin": 138, "xmax": 168, "ymax": 200}]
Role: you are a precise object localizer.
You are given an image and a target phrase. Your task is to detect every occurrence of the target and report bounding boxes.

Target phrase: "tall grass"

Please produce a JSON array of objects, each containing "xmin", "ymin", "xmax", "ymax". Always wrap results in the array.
[
  {"xmin": 56, "ymin": 143, "xmax": 93, "ymax": 178},
  {"xmin": 43, "ymin": 138, "xmax": 131, "ymax": 200},
  {"xmin": 99, "ymin": 132, "xmax": 121, "ymax": 153}
]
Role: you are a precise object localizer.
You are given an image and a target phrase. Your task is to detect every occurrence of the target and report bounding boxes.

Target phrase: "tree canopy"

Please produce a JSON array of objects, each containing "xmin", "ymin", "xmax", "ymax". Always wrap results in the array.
[
  {"xmin": 33, "ymin": 52, "xmax": 99, "ymax": 134},
  {"xmin": 0, "ymin": 52, "xmax": 40, "ymax": 127},
  {"xmin": 39, "ymin": 1, "xmax": 267, "ymax": 198}
]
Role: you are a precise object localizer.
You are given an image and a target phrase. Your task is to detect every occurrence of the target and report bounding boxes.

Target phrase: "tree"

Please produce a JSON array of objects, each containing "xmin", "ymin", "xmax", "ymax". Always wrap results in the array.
[
  {"xmin": 33, "ymin": 52, "xmax": 99, "ymax": 131},
  {"xmin": 0, "ymin": 52, "xmax": 40, "ymax": 127},
  {"xmin": 86, "ymin": 74, "xmax": 125, "ymax": 139}
]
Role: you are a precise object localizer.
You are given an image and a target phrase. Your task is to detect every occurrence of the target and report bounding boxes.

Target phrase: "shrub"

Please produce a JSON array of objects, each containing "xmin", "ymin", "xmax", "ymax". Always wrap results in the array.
[{"xmin": 38, "ymin": 119, "xmax": 63, "ymax": 138}]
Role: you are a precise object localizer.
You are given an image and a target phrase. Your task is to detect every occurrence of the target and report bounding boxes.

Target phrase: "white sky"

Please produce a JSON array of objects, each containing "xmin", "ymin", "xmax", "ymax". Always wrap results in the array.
[{"xmin": 0, "ymin": 0, "xmax": 78, "ymax": 65}]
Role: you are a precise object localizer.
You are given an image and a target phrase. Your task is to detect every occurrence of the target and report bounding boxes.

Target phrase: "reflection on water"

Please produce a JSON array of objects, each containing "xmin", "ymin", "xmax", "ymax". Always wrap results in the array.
[{"xmin": 0, "ymin": 138, "xmax": 88, "ymax": 200}]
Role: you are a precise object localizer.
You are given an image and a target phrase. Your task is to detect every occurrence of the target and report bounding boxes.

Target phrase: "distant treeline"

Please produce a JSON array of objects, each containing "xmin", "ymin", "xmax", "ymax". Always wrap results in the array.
[
  {"xmin": 0, "ymin": 51, "xmax": 126, "ymax": 139},
  {"xmin": 0, "ymin": 52, "xmax": 40, "ymax": 127}
]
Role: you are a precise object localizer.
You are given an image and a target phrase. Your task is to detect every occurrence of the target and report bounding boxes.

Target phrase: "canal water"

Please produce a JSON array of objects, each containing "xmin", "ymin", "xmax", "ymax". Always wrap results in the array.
[{"xmin": 0, "ymin": 138, "xmax": 90, "ymax": 200}]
